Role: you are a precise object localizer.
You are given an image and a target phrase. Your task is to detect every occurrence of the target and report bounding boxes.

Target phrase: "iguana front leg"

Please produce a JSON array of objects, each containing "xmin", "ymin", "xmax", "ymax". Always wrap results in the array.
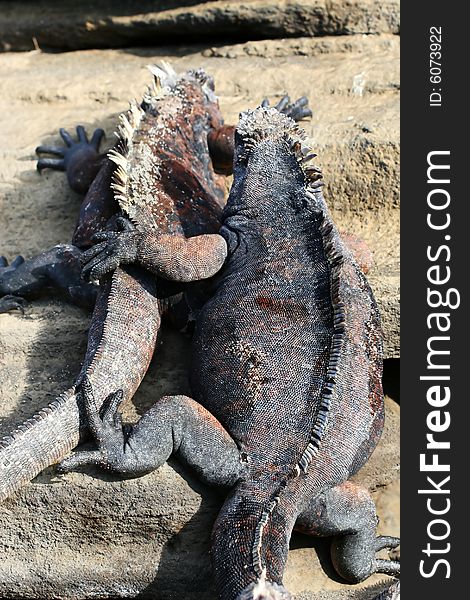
[
  {"xmin": 58, "ymin": 378, "xmax": 243, "ymax": 489},
  {"xmin": 81, "ymin": 216, "xmax": 227, "ymax": 283},
  {"xmin": 37, "ymin": 125, "xmax": 105, "ymax": 195},
  {"xmin": 0, "ymin": 245, "xmax": 97, "ymax": 311}
]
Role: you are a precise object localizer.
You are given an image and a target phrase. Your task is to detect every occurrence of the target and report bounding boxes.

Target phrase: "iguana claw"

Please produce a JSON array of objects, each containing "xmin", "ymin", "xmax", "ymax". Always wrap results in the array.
[
  {"xmin": 36, "ymin": 125, "xmax": 105, "ymax": 173},
  {"xmin": 261, "ymin": 95, "xmax": 313, "ymax": 121},
  {"xmin": 80, "ymin": 217, "xmax": 138, "ymax": 281},
  {"xmin": 58, "ymin": 377, "xmax": 127, "ymax": 473}
]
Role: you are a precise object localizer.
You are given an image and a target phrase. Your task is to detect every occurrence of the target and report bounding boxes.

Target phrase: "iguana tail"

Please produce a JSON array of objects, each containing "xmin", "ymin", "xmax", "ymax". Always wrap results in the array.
[
  {"xmin": 211, "ymin": 482, "xmax": 297, "ymax": 600},
  {"xmin": 0, "ymin": 266, "xmax": 161, "ymax": 503}
]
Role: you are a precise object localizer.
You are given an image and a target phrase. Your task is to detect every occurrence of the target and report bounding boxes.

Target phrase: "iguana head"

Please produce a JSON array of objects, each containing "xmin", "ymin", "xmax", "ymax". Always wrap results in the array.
[{"xmin": 223, "ymin": 107, "xmax": 324, "ymax": 222}]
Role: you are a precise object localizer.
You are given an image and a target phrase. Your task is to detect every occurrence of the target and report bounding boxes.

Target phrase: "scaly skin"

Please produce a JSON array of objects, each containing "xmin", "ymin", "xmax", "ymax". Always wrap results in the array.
[
  {"xmin": 0, "ymin": 66, "xmax": 312, "ymax": 502},
  {"xmin": 61, "ymin": 108, "xmax": 399, "ymax": 599},
  {"xmin": 0, "ymin": 66, "xmax": 226, "ymax": 502}
]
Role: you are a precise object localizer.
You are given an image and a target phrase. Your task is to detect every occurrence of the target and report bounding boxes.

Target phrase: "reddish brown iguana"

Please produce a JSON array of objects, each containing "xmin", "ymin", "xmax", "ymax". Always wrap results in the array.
[{"xmin": 58, "ymin": 107, "xmax": 400, "ymax": 599}]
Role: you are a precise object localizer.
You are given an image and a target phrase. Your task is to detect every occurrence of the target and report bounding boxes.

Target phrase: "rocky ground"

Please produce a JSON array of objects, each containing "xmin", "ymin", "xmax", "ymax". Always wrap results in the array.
[{"xmin": 0, "ymin": 4, "xmax": 399, "ymax": 599}]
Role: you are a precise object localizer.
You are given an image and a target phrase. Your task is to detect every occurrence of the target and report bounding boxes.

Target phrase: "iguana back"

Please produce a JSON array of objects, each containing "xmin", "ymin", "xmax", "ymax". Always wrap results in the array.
[
  {"xmin": 0, "ymin": 65, "xmax": 227, "ymax": 502},
  {"xmin": 190, "ymin": 108, "xmax": 385, "ymax": 598}
]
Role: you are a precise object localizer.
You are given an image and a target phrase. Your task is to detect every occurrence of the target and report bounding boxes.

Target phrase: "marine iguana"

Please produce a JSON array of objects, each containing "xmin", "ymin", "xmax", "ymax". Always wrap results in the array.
[
  {"xmin": 0, "ymin": 64, "xmax": 312, "ymax": 502},
  {"xmin": 59, "ymin": 107, "xmax": 400, "ymax": 600}
]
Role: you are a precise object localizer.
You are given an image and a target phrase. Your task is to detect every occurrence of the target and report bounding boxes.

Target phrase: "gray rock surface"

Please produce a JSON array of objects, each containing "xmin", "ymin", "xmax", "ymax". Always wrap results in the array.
[{"xmin": 0, "ymin": 0, "xmax": 400, "ymax": 52}]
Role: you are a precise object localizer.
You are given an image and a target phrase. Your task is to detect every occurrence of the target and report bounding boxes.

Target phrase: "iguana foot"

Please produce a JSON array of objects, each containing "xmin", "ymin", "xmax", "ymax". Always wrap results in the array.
[
  {"xmin": 0, "ymin": 255, "xmax": 27, "ymax": 313},
  {"xmin": 296, "ymin": 481, "xmax": 400, "ymax": 583},
  {"xmin": 0, "ymin": 246, "xmax": 97, "ymax": 310},
  {"xmin": 37, "ymin": 125, "xmax": 105, "ymax": 194},
  {"xmin": 59, "ymin": 377, "xmax": 243, "ymax": 486},
  {"xmin": 80, "ymin": 217, "xmax": 138, "ymax": 281},
  {"xmin": 37, "ymin": 126, "xmax": 104, "ymax": 172},
  {"xmin": 58, "ymin": 378, "xmax": 129, "ymax": 473},
  {"xmin": 261, "ymin": 95, "xmax": 312, "ymax": 121}
]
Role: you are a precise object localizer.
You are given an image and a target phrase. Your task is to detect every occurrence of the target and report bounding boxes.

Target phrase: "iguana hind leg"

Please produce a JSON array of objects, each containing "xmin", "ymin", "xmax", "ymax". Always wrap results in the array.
[
  {"xmin": 58, "ymin": 377, "xmax": 243, "ymax": 488},
  {"xmin": 295, "ymin": 480, "xmax": 400, "ymax": 582}
]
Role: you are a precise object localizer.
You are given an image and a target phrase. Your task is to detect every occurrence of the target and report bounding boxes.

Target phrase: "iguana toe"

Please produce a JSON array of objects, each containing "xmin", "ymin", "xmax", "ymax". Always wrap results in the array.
[
  {"xmin": 281, "ymin": 95, "xmax": 313, "ymax": 121},
  {"xmin": 36, "ymin": 125, "xmax": 105, "ymax": 175},
  {"xmin": 376, "ymin": 536, "xmax": 400, "ymax": 551},
  {"xmin": 260, "ymin": 95, "xmax": 313, "ymax": 122},
  {"xmin": 376, "ymin": 559, "xmax": 400, "ymax": 578},
  {"xmin": 0, "ymin": 294, "xmax": 27, "ymax": 314},
  {"xmin": 37, "ymin": 157, "xmax": 65, "ymax": 172},
  {"xmin": 57, "ymin": 450, "xmax": 104, "ymax": 473},
  {"xmin": 81, "ymin": 230, "xmax": 139, "ymax": 281}
]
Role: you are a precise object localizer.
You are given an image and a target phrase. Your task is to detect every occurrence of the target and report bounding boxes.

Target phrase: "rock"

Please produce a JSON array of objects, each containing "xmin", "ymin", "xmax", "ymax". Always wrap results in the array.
[
  {"xmin": 0, "ymin": 0, "xmax": 400, "ymax": 52},
  {"xmin": 0, "ymin": 392, "xmax": 399, "ymax": 599}
]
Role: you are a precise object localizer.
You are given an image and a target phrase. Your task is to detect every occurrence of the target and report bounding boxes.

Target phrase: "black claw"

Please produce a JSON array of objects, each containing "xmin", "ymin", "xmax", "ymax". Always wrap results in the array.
[
  {"xmin": 376, "ymin": 559, "xmax": 400, "ymax": 577},
  {"xmin": 10, "ymin": 255, "xmax": 25, "ymax": 269},
  {"xmin": 35, "ymin": 145, "xmax": 65, "ymax": 157},
  {"xmin": 275, "ymin": 95, "xmax": 291, "ymax": 113},
  {"xmin": 37, "ymin": 157, "xmax": 65, "ymax": 172},
  {"xmin": 59, "ymin": 128, "xmax": 74, "ymax": 147},
  {"xmin": 0, "ymin": 295, "xmax": 27, "ymax": 315},
  {"xmin": 101, "ymin": 389, "xmax": 125, "ymax": 426},
  {"xmin": 76, "ymin": 125, "xmax": 88, "ymax": 143},
  {"xmin": 90, "ymin": 128, "xmax": 105, "ymax": 151},
  {"xmin": 376, "ymin": 536, "xmax": 400, "ymax": 552},
  {"xmin": 261, "ymin": 98, "xmax": 270, "ymax": 108},
  {"xmin": 0, "ymin": 256, "xmax": 8, "ymax": 268}
]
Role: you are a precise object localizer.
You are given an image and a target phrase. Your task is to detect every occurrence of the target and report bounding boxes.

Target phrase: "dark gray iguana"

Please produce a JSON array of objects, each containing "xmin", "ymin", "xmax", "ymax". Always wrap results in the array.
[
  {"xmin": 58, "ymin": 107, "xmax": 400, "ymax": 600},
  {"xmin": 0, "ymin": 64, "xmax": 311, "ymax": 501}
]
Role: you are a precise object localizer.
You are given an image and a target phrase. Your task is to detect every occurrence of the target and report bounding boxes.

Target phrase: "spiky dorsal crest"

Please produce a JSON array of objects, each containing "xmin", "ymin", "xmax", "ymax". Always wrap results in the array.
[
  {"xmin": 236, "ymin": 107, "xmax": 323, "ymax": 189},
  {"xmin": 107, "ymin": 100, "xmax": 145, "ymax": 211},
  {"xmin": 142, "ymin": 62, "xmax": 216, "ymax": 110},
  {"xmin": 108, "ymin": 62, "xmax": 218, "ymax": 220}
]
